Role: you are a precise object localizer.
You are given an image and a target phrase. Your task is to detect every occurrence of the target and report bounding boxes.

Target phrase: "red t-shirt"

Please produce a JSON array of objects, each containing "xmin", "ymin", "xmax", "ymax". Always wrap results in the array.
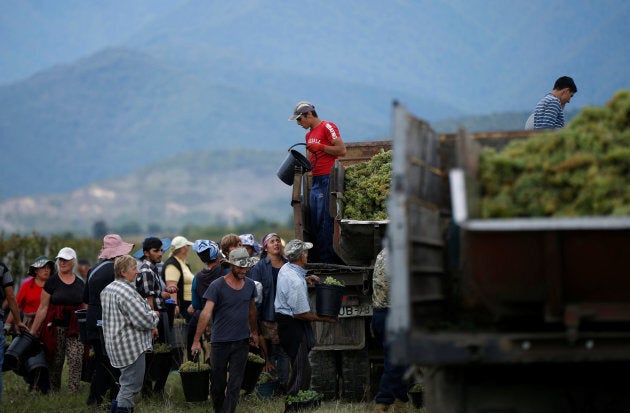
[
  {"xmin": 16, "ymin": 277, "xmax": 44, "ymax": 314},
  {"xmin": 306, "ymin": 120, "xmax": 341, "ymax": 176}
]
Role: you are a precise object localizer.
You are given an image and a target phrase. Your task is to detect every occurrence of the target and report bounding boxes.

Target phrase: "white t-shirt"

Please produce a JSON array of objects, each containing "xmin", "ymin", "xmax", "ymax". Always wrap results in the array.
[{"xmin": 524, "ymin": 113, "xmax": 535, "ymax": 130}]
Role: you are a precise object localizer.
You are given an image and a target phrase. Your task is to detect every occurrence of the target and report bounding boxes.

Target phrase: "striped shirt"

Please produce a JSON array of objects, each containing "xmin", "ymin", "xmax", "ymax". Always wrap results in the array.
[
  {"xmin": 533, "ymin": 93, "xmax": 565, "ymax": 129},
  {"xmin": 274, "ymin": 263, "xmax": 311, "ymax": 316},
  {"xmin": 101, "ymin": 278, "xmax": 159, "ymax": 368}
]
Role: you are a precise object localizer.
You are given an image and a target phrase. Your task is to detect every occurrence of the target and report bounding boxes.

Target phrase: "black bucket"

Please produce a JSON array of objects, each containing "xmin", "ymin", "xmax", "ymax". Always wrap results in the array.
[
  {"xmin": 180, "ymin": 369, "xmax": 210, "ymax": 402},
  {"xmin": 75, "ymin": 309, "xmax": 88, "ymax": 344},
  {"xmin": 5, "ymin": 331, "xmax": 37, "ymax": 370},
  {"xmin": 409, "ymin": 390, "xmax": 424, "ymax": 408},
  {"xmin": 25, "ymin": 348, "xmax": 48, "ymax": 373},
  {"xmin": 241, "ymin": 358, "xmax": 265, "ymax": 394},
  {"xmin": 315, "ymin": 284, "xmax": 344, "ymax": 318},
  {"xmin": 165, "ymin": 300, "xmax": 176, "ymax": 328},
  {"xmin": 2, "ymin": 335, "xmax": 15, "ymax": 371},
  {"xmin": 147, "ymin": 350, "xmax": 172, "ymax": 382},
  {"xmin": 276, "ymin": 145, "xmax": 312, "ymax": 186},
  {"xmin": 256, "ymin": 380, "xmax": 278, "ymax": 400}
]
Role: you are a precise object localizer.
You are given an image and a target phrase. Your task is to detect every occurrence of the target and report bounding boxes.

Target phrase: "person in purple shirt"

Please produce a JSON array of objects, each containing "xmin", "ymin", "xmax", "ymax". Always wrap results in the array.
[{"xmin": 191, "ymin": 247, "xmax": 259, "ymax": 413}]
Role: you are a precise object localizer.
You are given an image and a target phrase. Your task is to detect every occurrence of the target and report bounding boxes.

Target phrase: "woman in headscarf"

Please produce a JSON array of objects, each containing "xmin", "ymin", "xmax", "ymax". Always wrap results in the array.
[{"xmin": 187, "ymin": 239, "xmax": 223, "ymax": 363}]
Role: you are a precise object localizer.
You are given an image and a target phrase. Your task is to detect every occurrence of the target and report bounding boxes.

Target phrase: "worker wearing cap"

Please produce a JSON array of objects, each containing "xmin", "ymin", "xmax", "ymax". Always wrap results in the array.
[
  {"xmin": 274, "ymin": 239, "xmax": 336, "ymax": 395},
  {"xmin": 191, "ymin": 247, "xmax": 259, "ymax": 413},
  {"xmin": 289, "ymin": 101, "xmax": 346, "ymax": 264}
]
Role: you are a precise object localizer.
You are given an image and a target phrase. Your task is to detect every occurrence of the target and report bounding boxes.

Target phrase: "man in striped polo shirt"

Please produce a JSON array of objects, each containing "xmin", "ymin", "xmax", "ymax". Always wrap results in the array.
[{"xmin": 532, "ymin": 76, "xmax": 577, "ymax": 129}]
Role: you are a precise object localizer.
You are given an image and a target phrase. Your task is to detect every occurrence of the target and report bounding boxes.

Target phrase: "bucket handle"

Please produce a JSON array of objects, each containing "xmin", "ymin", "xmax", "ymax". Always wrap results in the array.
[
  {"xmin": 193, "ymin": 349, "xmax": 200, "ymax": 371},
  {"xmin": 288, "ymin": 142, "xmax": 305, "ymax": 150},
  {"xmin": 288, "ymin": 142, "xmax": 318, "ymax": 170}
]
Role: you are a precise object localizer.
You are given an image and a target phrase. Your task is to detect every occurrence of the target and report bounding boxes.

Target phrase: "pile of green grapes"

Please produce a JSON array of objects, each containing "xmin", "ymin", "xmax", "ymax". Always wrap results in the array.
[
  {"xmin": 343, "ymin": 149, "xmax": 392, "ymax": 220},
  {"xmin": 479, "ymin": 90, "xmax": 630, "ymax": 218}
]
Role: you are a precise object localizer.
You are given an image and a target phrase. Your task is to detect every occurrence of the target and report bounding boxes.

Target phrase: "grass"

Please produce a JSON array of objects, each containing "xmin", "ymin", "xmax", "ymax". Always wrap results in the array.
[{"xmin": 1, "ymin": 368, "xmax": 426, "ymax": 412}]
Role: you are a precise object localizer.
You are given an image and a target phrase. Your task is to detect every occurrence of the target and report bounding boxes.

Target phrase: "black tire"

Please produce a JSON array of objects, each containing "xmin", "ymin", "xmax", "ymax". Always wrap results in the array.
[
  {"xmin": 309, "ymin": 350, "xmax": 340, "ymax": 400},
  {"xmin": 340, "ymin": 347, "xmax": 371, "ymax": 402}
]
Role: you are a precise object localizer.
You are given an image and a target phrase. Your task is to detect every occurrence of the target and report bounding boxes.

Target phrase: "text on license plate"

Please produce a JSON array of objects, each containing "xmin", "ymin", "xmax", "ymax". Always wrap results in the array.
[{"xmin": 338, "ymin": 304, "xmax": 373, "ymax": 318}]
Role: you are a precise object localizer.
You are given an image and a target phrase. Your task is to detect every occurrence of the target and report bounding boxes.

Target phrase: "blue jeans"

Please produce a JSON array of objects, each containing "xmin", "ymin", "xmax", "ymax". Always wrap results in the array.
[
  {"xmin": 117, "ymin": 353, "xmax": 146, "ymax": 409},
  {"xmin": 310, "ymin": 175, "xmax": 337, "ymax": 263},
  {"xmin": 371, "ymin": 308, "xmax": 409, "ymax": 404},
  {"xmin": 210, "ymin": 339, "xmax": 249, "ymax": 413}
]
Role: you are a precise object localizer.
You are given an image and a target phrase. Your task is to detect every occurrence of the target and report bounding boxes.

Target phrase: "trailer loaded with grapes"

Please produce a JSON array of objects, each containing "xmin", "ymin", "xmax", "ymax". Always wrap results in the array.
[{"xmin": 387, "ymin": 91, "xmax": 630, "ymax": 412}]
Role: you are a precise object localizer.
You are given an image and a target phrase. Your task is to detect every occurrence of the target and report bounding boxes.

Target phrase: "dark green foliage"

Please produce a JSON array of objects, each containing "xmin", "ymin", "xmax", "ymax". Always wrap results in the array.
[
  {"xmin": 323, "ymin": 276, "xmax": 344, "ymax": 287},
  {"xmin": 153, "ymin": 343, "xmax": 172, "ymax": 353},
  {"xmin": 285, "ymin": 389, "xmax": 321, "ymax": 404},
  {"xmin": 179, "ymin": 361, "xmax": 210, "ymax": 372},
  {"xmin": 479, "ymin": 90, "xmax": 630, "ymax": 218},
  {"xmin": 247, "ymin": 352, "xmax": 265, "ymax": 364},
  {"xmin": 0, "ymin": 233, "xmax": 102, "ymax": 283}
]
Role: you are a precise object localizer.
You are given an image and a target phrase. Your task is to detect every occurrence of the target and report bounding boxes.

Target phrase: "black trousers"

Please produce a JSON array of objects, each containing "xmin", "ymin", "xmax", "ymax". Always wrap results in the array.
[{"xmin": 87, "ymin": 337, "xmax": 120, "ymax": 405}]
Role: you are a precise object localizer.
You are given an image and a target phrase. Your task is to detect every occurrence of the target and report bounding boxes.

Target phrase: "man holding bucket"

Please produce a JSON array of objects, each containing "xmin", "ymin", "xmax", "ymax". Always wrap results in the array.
[
  {"xmin": 191, "ymin": 247, "xmax": 259, "ymax": 413},
  {"xmin": 289, "ymin": 101, "xmax": 346, "ymax": 263},
  {"xmin": 274, "ymin": 239, "xmax": 336, "ymax": 395}
]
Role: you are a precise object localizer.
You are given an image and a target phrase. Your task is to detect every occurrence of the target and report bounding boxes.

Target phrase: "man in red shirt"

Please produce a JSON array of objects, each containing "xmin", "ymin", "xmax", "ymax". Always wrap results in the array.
[{"xmin": 289, "ymin": 101, "xmax": 346, "ymax": 263}]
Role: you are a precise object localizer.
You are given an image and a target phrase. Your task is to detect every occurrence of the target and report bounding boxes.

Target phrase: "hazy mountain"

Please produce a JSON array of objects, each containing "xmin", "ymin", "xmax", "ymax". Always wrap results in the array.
[
  {"xmin": 0, "ymin": 0, "xmax": 628, "ymax": 232},
  {"xmin": 0, "ymin": 148, "xmax": 293, "ymax": 236},
  {"xmin": 0, "ymin": 0, "xmax": 187, "ymax": 84}
]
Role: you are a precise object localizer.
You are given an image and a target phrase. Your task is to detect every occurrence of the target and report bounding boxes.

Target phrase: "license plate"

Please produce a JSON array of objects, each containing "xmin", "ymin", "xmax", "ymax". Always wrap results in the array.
[{"xmin": 338, "ymin": 303, "xmax": 373, "ymax": 318}]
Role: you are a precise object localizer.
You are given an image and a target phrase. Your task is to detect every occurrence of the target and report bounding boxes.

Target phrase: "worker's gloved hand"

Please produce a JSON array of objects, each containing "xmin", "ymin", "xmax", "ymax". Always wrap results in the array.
[{"xmin": 307, "ymin": 142, "xmax": 325, "ymax": 152}]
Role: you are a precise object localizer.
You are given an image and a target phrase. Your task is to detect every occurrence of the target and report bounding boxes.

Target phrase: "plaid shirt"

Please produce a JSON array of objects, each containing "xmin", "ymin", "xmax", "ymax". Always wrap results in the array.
[
  {"xmin": 101, "ymin": 278, "xmax": 159, "ymax": 368},
  {"xmin": 136, "ymin": 259, "xmax": 167, "ymax": 311}
]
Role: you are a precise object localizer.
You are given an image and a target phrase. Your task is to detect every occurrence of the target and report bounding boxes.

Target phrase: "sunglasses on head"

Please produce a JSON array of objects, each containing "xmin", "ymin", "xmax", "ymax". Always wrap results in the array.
[{"xmin": 295, "ymin": 112, "xmax": 306, "ymax": 121}]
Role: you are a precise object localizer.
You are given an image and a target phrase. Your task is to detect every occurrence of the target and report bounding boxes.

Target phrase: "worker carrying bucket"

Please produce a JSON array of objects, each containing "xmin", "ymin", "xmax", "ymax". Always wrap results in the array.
[{"xmin": 285, "ymin": 100, "xmax": 347, "ymax": 263}]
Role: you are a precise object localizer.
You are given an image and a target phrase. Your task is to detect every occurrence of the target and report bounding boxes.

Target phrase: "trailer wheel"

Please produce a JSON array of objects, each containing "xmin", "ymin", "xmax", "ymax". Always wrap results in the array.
[
  {"xmin": 340, "ymin": 347, "xmax": 371, "ymax": 402},
  {"xmin": 309, "ymin": 350, "xmax": 340, "ymax": 399}
]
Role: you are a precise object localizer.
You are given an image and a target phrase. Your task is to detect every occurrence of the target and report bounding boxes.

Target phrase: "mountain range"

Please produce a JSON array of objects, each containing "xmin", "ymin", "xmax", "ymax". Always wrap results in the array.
[
  {"xmin": 0, "ymin": 0, "xmax": 628, "ymax": 234},
  {"xmin": 0, "ymin": 148, "xmax": 293, "ymax": 236}
]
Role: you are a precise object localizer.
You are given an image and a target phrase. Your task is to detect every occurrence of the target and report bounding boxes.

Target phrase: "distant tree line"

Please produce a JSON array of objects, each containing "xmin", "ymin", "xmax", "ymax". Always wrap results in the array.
[
  {"xmin": 0, "ymin": 233, "xmax": 102, "ymax": 285},
  {"xmin": 2, "ymin": 216, "xmax": 294, "ymax": 284}
]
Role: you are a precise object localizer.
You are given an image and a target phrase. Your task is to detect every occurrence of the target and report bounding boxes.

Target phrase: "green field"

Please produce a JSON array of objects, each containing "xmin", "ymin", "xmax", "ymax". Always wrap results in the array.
[{"xmin": 1, "ymin": 366, "xmax": 425, "ymax": 412}]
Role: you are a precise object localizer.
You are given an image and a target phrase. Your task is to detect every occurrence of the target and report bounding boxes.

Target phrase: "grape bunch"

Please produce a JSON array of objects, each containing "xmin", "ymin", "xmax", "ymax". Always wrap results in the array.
[
  {"xmin": 479, "ymin": 89, "xmax": 630, "ymax": 218},
  {"xmin": 343, "ymin": 149, "xmax": 392, "ymax": 220}
]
